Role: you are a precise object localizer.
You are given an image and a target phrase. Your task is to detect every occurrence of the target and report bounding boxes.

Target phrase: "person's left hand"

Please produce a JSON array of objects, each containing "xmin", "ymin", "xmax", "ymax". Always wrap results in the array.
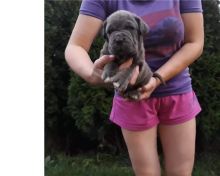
[{"xmin": 137, "ymin": 77, "xmax": 160, "ymax": 100}]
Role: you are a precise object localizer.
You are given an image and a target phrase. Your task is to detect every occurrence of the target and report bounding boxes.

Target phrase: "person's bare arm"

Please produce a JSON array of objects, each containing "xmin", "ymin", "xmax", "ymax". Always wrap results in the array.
[
  {"xmin": 65, "ymin": 14, "xmax": 108, "ymax": 85},
  {"xmin": 138, "ymin": 13, "xmax": 204, "ymax": 99},
  {"xmin": 65, "ymin": 14, "xmax": 139, "ymax": 87}
]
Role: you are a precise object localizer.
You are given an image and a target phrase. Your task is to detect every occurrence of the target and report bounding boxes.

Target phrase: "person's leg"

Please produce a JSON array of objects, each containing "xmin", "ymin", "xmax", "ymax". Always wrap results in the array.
[
  {"xmin": 159, "ymin": 118, "xmax": 196, "ymax": 176},
  {"xmin": 122, "ymin": 126, "xmax": 161, "ymax": 176}
]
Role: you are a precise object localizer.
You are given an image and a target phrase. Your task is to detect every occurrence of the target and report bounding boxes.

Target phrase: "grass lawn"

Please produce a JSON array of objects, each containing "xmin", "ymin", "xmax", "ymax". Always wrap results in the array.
[{"xmin": 45, "ymin": 152, "xmax": 220, "ymax": 176}]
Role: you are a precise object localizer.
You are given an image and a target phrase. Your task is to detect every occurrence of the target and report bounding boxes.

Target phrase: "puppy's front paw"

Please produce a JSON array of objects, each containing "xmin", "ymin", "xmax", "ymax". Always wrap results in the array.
[
  {"xmin": 101, "ymin": 71, "xmax": 114, "ymax": 83},
  {"xmin": 110, "ymin": 70, "xmax": 130, "ymax": 92},
  {"xmin": 113, "ymin": 82, "xmax": 120, "ymax": 89},
  {"xmin": 117, "ymin": 79, "xmax": 130, "ymax": 92}
]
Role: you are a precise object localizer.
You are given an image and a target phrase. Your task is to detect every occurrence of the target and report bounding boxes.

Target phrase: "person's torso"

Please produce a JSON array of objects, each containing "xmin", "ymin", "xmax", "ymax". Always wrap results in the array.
[{"xmin": 105, "ymin": 0, "xmax": 192, "ymax": 97}]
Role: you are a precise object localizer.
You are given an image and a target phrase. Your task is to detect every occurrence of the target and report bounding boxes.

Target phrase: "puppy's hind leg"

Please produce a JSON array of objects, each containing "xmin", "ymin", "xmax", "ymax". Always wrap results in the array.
[
  {"xmin": 111, "ymin": 64, "xmax": 136, "ymax": 92},
  {"xmin": 123, "ymin": 89, "xmax": 141, "ymax": 100}
]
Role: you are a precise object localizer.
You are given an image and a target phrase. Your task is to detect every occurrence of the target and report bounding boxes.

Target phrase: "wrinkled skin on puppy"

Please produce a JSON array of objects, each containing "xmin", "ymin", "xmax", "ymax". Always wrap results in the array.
[{"xmin": 100, "ymin": 10, "xmax": 153, "ymax": 100}]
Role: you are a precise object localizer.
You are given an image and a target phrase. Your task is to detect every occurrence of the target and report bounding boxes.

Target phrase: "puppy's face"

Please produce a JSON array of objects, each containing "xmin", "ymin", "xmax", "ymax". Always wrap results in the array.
[{"xmin": 103, "ymin": 10, "xmax": 149, "ymax": 60}]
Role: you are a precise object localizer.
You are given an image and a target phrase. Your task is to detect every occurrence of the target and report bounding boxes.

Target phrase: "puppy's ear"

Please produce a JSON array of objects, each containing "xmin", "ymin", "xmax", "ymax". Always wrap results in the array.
[
  {"xmin": 135, "ymin": 16, "xmax": 149, "ymax": 36},
  {"xmin": 102, "ymin": 20, "xmax": 108, "ymax": 41}
]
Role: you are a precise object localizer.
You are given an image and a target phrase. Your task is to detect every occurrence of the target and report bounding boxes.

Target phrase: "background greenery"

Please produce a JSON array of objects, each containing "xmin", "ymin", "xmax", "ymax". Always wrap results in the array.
[
  {"xmin": 45, "ymin": 0, "xmax": 220, "ymax": 174},
  {"xmin": 45, "ymin": 152, "xmax": 220, "ymax": 176}
]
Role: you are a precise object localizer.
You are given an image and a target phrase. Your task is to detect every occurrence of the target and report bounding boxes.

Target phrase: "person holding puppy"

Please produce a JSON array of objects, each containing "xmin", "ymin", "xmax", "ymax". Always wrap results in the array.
[{"xmin": 65, "ymin": 0, "xmax": 204, "ymax": 176}]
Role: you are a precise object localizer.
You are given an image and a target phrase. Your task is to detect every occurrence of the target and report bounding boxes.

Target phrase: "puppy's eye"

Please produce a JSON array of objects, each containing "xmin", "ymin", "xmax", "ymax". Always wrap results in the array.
[
  {"xmin": 107, "ymin": 29, "xmax": 114, "ymax": 34},
  {"xmin": 126, "ymin": 26, "xmax": 135, "ymax": 30}
]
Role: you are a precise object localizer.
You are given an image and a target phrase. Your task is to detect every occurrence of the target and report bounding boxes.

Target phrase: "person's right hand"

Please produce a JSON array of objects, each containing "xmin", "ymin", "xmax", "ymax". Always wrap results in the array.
[{"xmin": 89, "ymin": 55, "xmax": 140, "ymax": 87}]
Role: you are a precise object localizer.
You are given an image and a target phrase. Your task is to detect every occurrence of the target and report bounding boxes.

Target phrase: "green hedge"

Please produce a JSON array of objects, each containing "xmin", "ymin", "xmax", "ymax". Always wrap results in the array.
[
  {"xmin": 192, "ymin": 0, "xmax": 220, "ymax": 150},
  {"xmin": 45, "ymin": 0, "xmax": 220, "ymax": 154},
  {"xmin": 45, "ymin": 0, "xmax": 82, "ymax": 153}
]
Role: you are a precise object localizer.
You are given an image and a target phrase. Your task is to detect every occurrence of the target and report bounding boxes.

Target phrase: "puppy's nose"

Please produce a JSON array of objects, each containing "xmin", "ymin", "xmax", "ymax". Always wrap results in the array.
[{"xmin": 115, "ymin": 36, "xmax": 124, "ymax": 43}]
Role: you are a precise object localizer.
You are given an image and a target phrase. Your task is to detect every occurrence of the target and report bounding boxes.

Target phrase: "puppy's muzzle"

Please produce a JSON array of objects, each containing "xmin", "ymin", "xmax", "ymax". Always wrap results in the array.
[
  {"xmin": 109, "ymin": 31, "xmax": 135, "ymax": 56},
  {"xmin": 111, "ymin": 31, "xmax": 133, "ymax": 44},
  {"xmin": 114, "ymin": 33, "xmax": 127, "ymax": 44}
]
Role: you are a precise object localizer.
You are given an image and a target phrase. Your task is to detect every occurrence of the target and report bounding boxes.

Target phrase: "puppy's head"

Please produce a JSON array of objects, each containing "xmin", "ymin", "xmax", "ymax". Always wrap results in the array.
[{"xmin": 102, "ymin": 10, "xmax": 149, "ymax": 61}]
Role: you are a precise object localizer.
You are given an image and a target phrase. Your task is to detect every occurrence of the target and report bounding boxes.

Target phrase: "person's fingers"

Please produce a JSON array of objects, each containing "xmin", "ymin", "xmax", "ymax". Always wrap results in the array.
[
  {"xmin": 140, "ymin": 84, "xmax": 152, "ymax": 92},
  {"xmin": 139, "ymin": 77, "xmax": 156, "ymax": 91},
  {"xmin": 93, "ymin": 68, "xmax": 103, "ymax": 78},
  {"xmin": 119, "ymin": 58, "xmax": 133, "ymax": 70},
  {"xmin": 130, "ymin": 66, "xmax": 139, "ymax": 85},
  {"xmin": 139, "ymin": 92, "xmax": 150, "ymax": 100},
  {"xmin": 94, "ymin": 55, "xmax": 115, "ymax": 69}
]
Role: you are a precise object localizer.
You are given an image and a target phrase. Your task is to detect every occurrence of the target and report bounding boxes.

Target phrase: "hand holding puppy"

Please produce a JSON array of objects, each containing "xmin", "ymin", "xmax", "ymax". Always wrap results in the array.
[{"xmin": 90, "ymin": 55, "xmax": 139, "ymax": 87}]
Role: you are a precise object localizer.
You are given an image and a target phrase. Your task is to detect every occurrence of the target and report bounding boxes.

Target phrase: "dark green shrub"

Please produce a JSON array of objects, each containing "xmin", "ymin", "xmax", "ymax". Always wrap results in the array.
[
  {"xmin": 192, "ymin": 54, "xmax": 220, "ymax": 148},
  {"xmin": 45, "ymin": 0, "xmax": 220, "ymax": 153},
  {"xmin": 191, "ymin": 0, "xmax": 220, "ymax": 150},
  {"xmin": 67, "ymin": 36, "xmax": 125, "ymax": 153},
  {"xmin": 45, "ymin": 0, "xmax": 82, "ymax": 153}
]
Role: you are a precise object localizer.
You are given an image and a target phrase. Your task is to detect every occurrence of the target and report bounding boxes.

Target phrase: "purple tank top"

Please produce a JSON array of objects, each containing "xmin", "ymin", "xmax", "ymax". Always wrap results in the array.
[{"xmin": 79, "ymin": 0, "xmax": 203, "ymax": 97}]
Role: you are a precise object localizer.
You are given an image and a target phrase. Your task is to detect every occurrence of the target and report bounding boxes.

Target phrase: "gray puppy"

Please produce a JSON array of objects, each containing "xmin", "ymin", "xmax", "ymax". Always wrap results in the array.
[{"xmin": 100, "ymin": 10, "xmax": 153, "ymax": 100}]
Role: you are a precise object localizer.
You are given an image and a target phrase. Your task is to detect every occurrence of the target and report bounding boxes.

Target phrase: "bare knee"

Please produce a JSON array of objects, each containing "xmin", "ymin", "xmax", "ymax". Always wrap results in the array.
[
  {"xmin": 165, "ymin": 166, "xmax": 193, "ymax": 176},
  {"xmin": 164, "ymin": 154, "xmax": 194, "ymax": 176},
  {"xmin": 121, "ymin": 127, "xmax": 161, "ymax": 176},
  {"xmin": 132, "ymin": 157, "xmax": 161, "ymax": 176},
  {"xmin": 134, "ymin": 168, "xmax": 161, "ymax": 176}
]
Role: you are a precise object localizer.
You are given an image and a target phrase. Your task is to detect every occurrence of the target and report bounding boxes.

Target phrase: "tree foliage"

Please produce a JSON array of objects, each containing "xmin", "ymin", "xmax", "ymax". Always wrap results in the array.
[
  {"xmin": 191, "ymin": 0, "xmax": 220, "ymax": 150},
  {"xmin": 45, "ymin": 0, "xmax": 220, "ymax": 154},
  {"xmin": 45, "ymin": 0, "xmax": 82, "ymax": 153}
]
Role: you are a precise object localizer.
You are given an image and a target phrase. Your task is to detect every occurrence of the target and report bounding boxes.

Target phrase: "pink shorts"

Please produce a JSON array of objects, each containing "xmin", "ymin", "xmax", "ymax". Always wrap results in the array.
[{"xmin": 109, "ymin": 91, "xmax": 201, "ymax": 131}]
